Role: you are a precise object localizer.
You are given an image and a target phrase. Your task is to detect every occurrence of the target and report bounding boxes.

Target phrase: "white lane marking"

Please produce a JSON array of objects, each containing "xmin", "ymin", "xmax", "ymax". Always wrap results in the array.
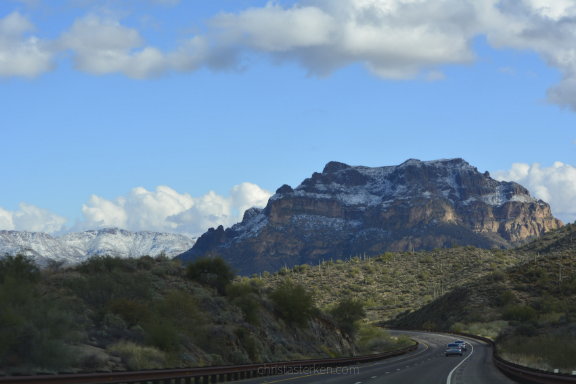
[
  {"xmin": 397, "ymin": 369, "xmax": 401, "ymax": 371},
  {"xmin": 446, "ymin": 343, "xmax": 475, "ymax": 384},
  {"xmin": 385, "ymin": 372, "xmax": 389, "ymax": 374},
  {"xmin": 371, "ymin": 376, "xmax": 377, "ymax": 379},
  {"xmin": 354, "ymin": 382, "xmax": 361, "ymax": 384}
]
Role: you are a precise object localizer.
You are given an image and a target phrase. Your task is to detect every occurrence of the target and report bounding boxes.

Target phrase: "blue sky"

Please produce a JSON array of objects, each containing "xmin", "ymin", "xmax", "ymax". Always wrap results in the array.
[{"xmin": 1, "ymin": 0, "xmax": 576, "ymax": 237}]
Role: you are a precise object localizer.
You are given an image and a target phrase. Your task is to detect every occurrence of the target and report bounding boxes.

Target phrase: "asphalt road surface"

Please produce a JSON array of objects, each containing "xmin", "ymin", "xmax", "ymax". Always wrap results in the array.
[{"xmin": 240, "ymin": 331, "xmax": 517, "ymax": 384}]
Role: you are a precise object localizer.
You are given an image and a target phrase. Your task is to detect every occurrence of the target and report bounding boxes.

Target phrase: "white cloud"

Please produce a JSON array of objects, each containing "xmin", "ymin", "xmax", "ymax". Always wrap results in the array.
[
  {"xmin": 6, "ymin": 0, "xmax": 576, "ymax": 110},
  {"xmin": 58, "ymin": 15, "xmax": 168, "ymax": 78},
  {"xmin": 0, "ymin": 11, "xmax": 55, "ymax": 78},
  {"xmin": 493, "ymin": 161, "xmax": 576, "ymax": 224},
  {"xmin": 0, "ymin": 203, "xmax": 68, "ymax": 234},
  {"xmin": 72, "ymin": 182, "xmax": 273, "ymax": 238},
  {"xmin": 203, "ymin": 0, "xmax": 476, "ymax": 79}
]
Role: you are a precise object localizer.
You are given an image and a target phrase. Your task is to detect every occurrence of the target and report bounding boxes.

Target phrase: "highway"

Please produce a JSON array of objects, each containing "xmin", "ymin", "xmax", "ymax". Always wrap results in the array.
[{"xmin": 238, "ymin": 331, "xmax": 517, "ymax": 384}]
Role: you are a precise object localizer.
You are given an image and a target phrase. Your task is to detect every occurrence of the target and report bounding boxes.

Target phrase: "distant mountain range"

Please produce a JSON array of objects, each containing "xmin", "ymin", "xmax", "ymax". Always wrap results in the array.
[
  {"xmin": 0, "ymin": 228, "xmax": 196, "ymax": 265},
  {"xmin": 178, "ymin": 158, "xmax": 562, "ymax": 275}
]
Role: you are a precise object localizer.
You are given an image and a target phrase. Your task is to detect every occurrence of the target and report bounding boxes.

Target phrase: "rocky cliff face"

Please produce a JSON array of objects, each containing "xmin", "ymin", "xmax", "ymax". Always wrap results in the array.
[{"xmin": 178, "ymin": 158, "xmax": 562, "ymax": 275}]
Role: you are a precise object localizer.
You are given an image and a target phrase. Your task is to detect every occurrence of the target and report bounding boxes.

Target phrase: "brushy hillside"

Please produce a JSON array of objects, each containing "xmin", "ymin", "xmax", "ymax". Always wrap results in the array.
[
  {"xmin": 255, "ymin": 244, "xmax": 535, "ymax": 322},
  {"xmin": 388, "ymin": 223, "xmax": 576, "ymax": 373},
  {"xmin": 0, "ymin": 253, "xmax": 414, "ymax": 375},
  {"xmin": 0, "ymin": 254, "xmax": 358, "ymax": 375}
]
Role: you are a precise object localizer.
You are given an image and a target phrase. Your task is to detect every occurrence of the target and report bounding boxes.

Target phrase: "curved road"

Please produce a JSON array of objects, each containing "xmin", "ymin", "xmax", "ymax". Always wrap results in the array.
[{"xmin": 240, "ymin": 331, "xmax": 516, "ymax": 384}]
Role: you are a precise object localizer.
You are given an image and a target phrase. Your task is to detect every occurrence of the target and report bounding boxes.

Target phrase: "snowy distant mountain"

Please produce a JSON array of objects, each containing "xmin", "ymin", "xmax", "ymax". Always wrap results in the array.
[{"xmin": 0, "ymin": 228, "xmax": 196, "ymax": 265}]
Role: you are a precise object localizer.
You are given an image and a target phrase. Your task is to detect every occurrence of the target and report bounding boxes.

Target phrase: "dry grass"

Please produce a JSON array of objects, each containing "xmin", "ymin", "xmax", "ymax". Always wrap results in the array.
[
  {"xmin": 106, "ymin": 341, "xmax": 166, "ymax": 370},
  {"xmin": 451, "ymin": 321, "xmax": 508, "ymax": 339},
  {"xmin": 499, "ymin": 353, "xmax": 555, "ymax": 372},
  {"xmin": 499, "ymin": 334, "xmax": 576, "ymax": 374}
]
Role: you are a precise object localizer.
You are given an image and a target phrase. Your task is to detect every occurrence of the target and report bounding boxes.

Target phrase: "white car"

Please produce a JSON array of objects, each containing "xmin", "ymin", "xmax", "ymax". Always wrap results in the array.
[
  {"xmin": 446, "ymin": 343, "xmax": 462, "ymax": 357},
  {"xmin": 454, "ymin": 340, "xmax": 467, "ymax": 351}
]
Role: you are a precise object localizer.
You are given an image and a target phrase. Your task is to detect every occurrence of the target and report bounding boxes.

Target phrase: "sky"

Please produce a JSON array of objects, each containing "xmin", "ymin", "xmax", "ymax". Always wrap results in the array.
[{"xmin": 1, "ymin": 0, "xmax": 576, "ymax": 239}]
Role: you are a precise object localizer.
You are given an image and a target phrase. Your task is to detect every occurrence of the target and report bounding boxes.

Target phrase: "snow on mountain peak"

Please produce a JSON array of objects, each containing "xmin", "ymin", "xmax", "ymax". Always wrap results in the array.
[{"xmin": 0, "ymin": 228, "xmax": 197, "ymax": 265}]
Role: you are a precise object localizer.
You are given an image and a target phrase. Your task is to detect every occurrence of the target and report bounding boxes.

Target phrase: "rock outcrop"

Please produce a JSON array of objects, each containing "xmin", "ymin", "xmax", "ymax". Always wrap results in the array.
[{"xmin": 178, "ymin": 158, "xmax": 562, "ymax": 275}]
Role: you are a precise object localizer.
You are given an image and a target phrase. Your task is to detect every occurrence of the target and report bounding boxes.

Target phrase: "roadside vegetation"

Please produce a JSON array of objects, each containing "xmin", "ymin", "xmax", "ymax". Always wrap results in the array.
[
  {"xmin": 0, "ymin": 253, "xmax": 364, "ymax": 374},
  {"xmin": 0, "ymin": 252, "xmax": 409, "ymax": 375}
]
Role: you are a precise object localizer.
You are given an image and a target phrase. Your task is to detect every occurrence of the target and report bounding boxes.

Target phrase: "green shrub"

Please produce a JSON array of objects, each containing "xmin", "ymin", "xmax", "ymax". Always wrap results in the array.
[
  {"xmin": 526, "ymin": 267, "xmax": 549, "ymax": 286},
  {"xmin": 421, "ymin": 256, "xmax": 434, "ymax": 264},
  {"xmin": 514, "ymin": 323, "xmax": 537, "ymax": 337},
  {"xmin": 0, "ymin": 254, "xmax": 41, "ymax": 284},
  {"xmin": 0, "ymin": 276, "xmax": 79, "ymax": 371},
  {"xmin": 349, "ymin": 284, "xmax": 363, "ymax": 292},
  {"xmin": 531, "ymin": 295, "xmax": 568, "ymax": 314},
  {"xmin": 378, "ymin": 252, "xmax": 393, "ymax": 262},
  {"xmin": 186, "ymin": 257, "xmax": 236, "ymax": 295},
  {"xmin": 502, "ymin": 305, "xmax": 537, "ymax": 322},
  {"xmin": 67, "ymin": 271, "xmax": 153, "ymax": 314},
  {"xmin": 244, "ymin": 336, "xmax": 262, "ymax": 361},
  {"xmin": 154, "ymin": 251, "xmax": 170, "ymax": 262},
  {"xmin": 491, "ymin": 270, "xmax": 506, "ymax": 282},
  {"xmin": 151, "ymin": 290, "xmax": 205, "ymax": 336},
  {"xmin": 364, "ymin": 265, "xmax": 376, "ymax": 274},
  {"xmin": 451, "ymin": 263, "xmax": 463, "ymax": 271},
  {"xmin": 77, "ymin": 255, "xmax": 135, "ymax": 274},
  {"xmin": 136, "ymin": 255, "xmax": 155, "ymax": 270},
  {"xmin": 268, "ymin": 280, "xmax": 315, "ymax": 328},
  {"xmin": 144, "ymin": 317, "xmax": 181, "ymax": 352},
  {"xmin": 561, "ymin": 274, "xmax": 576, "ymax": 294},
  {"xmin": 356, "ymin": 324, "xmax": 392, "ymax": 351},
  {"xmin": 395, "ymin": 334, "xmax": 413, "ymax": 347},
  {"xmin": 108, "ymin": 299, "xmax": 150, "ymax": 327},
  {"xmin": 226, "ymin": 282, "xmax": 261, "ymax": 325},
  {"xmin": 102, "ymin": 313, "xmax": 128, "ymax": 332},
  {"xmin": 417, "ymin": 272, "xmax": 430, "ymax": 281},
  {"xmin": 328, "ymin": 298, "xmax": 366, "ymax": 335},
  {"xmin": 498, "ymin": 291, "xmax": 516, "ymax": 306}
]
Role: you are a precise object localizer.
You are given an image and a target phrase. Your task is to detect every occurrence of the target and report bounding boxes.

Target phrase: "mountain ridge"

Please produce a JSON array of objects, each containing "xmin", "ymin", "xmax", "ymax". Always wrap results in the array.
[
  {"xmin": 178, "ymin": 158, "xmax": 562, "ymax": 275},
  {"xmin": 0, "ymin": 228, "xmax": 196, "ymax": 265}
]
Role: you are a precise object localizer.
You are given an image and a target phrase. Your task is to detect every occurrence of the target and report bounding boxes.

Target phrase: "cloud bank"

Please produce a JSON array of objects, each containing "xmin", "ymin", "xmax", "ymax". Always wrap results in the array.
[
  {"xmin": 3, "ymin": 0, "xmax": 576, "ymax": 108},
  {"xmin": 0, "ymin": 183, "xmax": 273, "ymax": 238},
  {"xmin": 493, "ymin": 161, "xmax": 576, "ymax": 224},
  {"xmin": 0, "ymin": 203, "xmax": 68, "ymax": 234}
]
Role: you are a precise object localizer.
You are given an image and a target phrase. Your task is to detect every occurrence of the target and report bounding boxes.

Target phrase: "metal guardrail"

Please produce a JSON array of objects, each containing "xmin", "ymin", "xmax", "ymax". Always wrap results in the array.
[
  {"xmin": 386, "ymin": 328, "xmax": 576, "ymax": 384},
  {"xmin": 0, "ymin": 343, "xmax": 418, "ymax": 384}
]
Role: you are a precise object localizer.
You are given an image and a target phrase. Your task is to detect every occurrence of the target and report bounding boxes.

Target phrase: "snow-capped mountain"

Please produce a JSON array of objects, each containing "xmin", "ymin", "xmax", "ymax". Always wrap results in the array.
[
  {"xmin": 0, "ymin": 228, "xmax": 196, "ymax": 265},
  {"xmin": 179, "ymin": 158, "xmax": 562, "ymax": 275}
]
